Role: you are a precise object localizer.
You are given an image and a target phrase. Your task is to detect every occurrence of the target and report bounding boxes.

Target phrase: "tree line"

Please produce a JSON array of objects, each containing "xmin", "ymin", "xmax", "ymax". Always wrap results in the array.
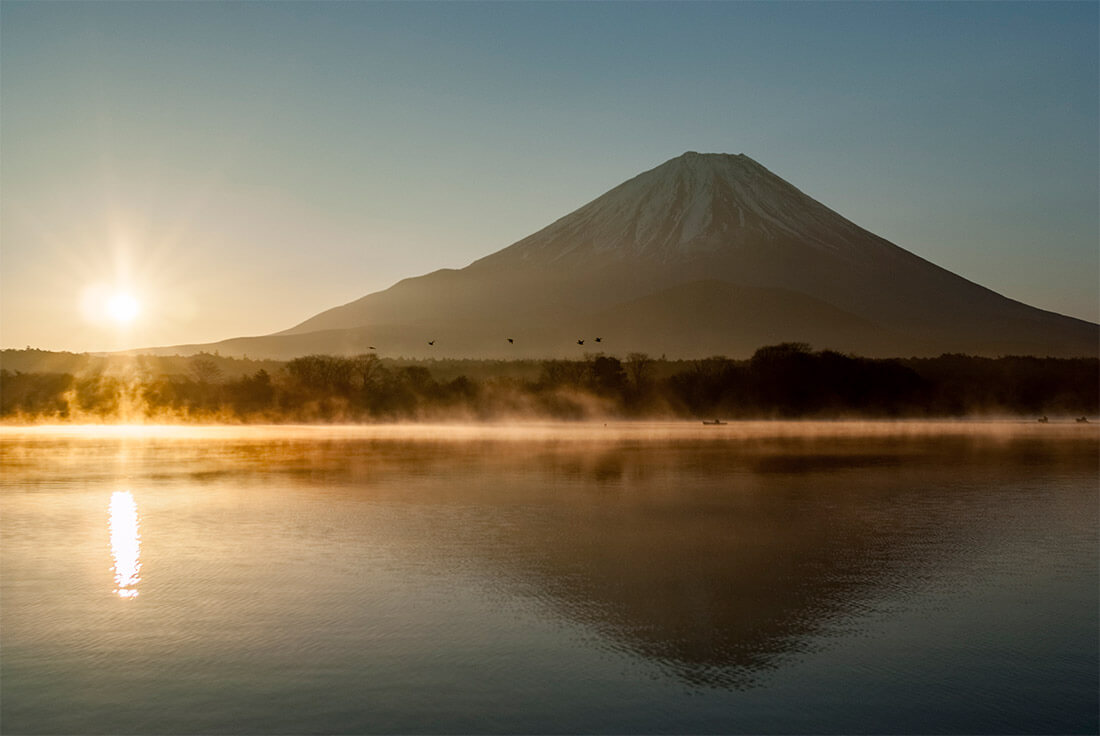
[{"xmin": 1, "ymin": 344, "xmax": 1096, "ymax": 422}]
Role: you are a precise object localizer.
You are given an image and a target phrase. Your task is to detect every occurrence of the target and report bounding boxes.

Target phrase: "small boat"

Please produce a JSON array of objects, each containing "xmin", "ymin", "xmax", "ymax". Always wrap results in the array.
[
  {"xmin": 1038, "ymin": 416, "xmax": 1049, "ymax": 423},
  {"xmin": 1076, "ymin": 416, "xmax": 1089, "ymax": 424},
  {"xmin": 702, "ymin": 419, "xmax": 727, "ymax": 426}
]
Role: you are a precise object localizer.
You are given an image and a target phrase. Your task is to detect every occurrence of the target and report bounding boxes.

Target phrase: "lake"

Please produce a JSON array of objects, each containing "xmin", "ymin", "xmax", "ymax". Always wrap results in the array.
[{"xmin": 1, "ymin": 422, "xmax": 1097, "ymax": 734}]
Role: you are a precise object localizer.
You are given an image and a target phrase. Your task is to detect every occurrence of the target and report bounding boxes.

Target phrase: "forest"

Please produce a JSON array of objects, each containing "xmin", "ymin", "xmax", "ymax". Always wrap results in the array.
[{"xmin": 1, "ymin": 344, "xmax": 1096, "ymax": 422}]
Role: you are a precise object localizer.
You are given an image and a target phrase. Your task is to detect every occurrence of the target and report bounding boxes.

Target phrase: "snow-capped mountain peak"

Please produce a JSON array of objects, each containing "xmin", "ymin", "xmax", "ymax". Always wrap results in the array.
[
  {"xmin": 484, "ymin": 151, "xmax": 871, "ymax": 266},
  {"xmin": 204, "ymin": 150, "xmax": 1095, "ymax": 359}
]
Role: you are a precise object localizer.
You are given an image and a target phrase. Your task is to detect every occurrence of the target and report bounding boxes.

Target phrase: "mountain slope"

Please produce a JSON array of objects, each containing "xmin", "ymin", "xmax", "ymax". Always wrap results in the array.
[{"xmin": 148, "ymin": 152, "xmax": 1097, "ymax": 359}]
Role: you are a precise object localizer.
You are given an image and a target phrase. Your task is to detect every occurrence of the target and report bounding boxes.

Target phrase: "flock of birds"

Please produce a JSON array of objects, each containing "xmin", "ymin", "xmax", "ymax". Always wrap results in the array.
[{"xmin": 364, "ymin": 337, "xmax": 605, "ymax": 351}]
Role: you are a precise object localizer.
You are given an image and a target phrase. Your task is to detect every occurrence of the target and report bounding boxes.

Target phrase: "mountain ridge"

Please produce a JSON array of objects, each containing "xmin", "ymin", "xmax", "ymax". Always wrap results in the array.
[{"xmin": 139, "ymin": 152, "xmax": 1097, "ymax": 359}]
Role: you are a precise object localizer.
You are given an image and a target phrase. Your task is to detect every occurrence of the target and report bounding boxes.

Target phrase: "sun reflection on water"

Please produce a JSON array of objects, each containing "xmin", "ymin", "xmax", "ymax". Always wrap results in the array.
[{"xmin": 109, "ymin": 491, "xmax": 141, "ymax": 598}]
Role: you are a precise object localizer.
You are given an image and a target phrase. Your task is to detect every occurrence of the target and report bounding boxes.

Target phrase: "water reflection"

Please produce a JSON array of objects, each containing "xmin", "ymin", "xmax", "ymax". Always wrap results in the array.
[
  {"xmin": 156, "ymin": 430, "xmax": 1090, "ymax": 690},
  {"xmin": 0, "ymin": 425, "xmax": 1095, "ymax": 733},
  {"xmin": 109, "ymin": 491, "xmax": 141, "ymax": 598}
]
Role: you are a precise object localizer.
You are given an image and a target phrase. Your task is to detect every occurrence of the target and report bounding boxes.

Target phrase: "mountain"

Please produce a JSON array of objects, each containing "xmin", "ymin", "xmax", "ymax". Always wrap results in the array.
[{"xmin": 149, "ymin": 152, "xmax": 1098, "ymax": 359}]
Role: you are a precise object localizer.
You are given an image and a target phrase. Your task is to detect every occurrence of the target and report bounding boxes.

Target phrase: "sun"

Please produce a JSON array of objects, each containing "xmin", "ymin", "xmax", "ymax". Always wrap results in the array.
[{"xmin": 106, "ymin": 292, "xmax": 140, "ymax": 324}]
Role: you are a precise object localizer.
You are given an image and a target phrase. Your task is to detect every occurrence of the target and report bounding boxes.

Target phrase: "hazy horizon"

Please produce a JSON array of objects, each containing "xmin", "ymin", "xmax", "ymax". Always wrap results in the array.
[{"xmin": 2, "ymin": 2, "xmax": 1097, "ymax": 353}]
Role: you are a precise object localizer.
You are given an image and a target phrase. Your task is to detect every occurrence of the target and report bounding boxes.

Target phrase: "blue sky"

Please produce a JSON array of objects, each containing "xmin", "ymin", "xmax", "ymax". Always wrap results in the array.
[{"xmin": 2, "ymin": 1, "xmax": 1097, "ymax": 351}]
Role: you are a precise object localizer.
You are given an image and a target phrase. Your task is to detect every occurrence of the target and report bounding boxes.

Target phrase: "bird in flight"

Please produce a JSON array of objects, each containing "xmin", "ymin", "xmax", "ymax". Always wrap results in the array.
[
  {"xmin": 577, "ymin": 339, "xmax": 584, "ymax": 346},
  {"xmin": 594, "ymin": 337, "xmax": 602, "ymax": 343},
  {"xmin": 507, "ymin": 338, "xmax": 514, "ymax": 344},
  {"xmin": 368, "ymin": 346, "xmax": 376, "ymax": 350},
  {"xmin": 428, "ymin": 340, "xmax": 435, "ymax": 346}
]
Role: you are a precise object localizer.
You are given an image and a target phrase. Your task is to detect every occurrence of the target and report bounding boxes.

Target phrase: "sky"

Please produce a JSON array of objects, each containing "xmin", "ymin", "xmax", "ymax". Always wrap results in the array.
[{"xmin": 2, "ymin": 1, "xmax": 1097, "ymax": 352}]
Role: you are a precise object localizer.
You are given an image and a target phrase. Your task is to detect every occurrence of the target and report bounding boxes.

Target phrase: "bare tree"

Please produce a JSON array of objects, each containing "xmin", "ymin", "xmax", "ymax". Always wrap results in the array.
[
  {"xmin": 351, "ymin": 353, "xmax": 383, "ymax": 390},
  {"xmin": 190, "ymin": 354, "xmax": 223, "ymax": 384},
  {"xmin": 626, "ymin": 352, "xmax": 654, "ymax": 389}
]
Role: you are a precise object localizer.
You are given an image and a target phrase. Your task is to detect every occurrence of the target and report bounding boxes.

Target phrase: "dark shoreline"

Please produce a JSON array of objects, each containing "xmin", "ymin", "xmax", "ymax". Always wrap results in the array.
[{"xmin": 3, "ymin": 344, "xmax": 1096, "ymax": 424}]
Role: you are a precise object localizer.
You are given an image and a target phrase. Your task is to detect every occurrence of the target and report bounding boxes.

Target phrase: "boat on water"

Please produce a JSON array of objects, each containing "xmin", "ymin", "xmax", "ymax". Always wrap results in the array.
[{"xmin": 702, "ymin": 419, "xmax": 727, "ymax": 426}]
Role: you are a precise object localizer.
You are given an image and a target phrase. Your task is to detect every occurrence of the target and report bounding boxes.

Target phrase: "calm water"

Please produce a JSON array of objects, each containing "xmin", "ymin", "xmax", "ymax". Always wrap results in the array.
[{"xmin": 1, "ymin": 422, "xmax": 1097, "ymax": 734}]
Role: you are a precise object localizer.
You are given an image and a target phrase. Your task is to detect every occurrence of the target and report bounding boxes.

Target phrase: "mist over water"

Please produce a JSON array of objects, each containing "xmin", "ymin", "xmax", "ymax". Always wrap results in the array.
[{"xmin": 1, "ymin": 422, "xmax": 1096, "ymax": 734}]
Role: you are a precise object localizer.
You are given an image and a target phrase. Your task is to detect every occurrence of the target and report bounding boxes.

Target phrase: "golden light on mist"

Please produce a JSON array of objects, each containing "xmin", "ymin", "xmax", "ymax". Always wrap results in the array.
[{"xmin": 109, "ymin": 490, "xmax": 142, "ymax": 599}]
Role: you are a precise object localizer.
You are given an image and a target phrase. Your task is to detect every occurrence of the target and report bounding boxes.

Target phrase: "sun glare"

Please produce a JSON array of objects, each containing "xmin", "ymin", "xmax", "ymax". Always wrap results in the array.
[
  {"xmin": 109, "ymin": 490, "xmax": 141, "ymax": 599},
  {"xmin": 106, "ymin": 292, "xmax": 140, "ymax": 324}
]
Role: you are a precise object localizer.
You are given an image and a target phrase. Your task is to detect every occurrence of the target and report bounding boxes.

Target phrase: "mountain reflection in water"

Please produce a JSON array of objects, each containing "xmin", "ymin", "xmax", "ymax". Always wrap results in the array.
[
  {"xmin": 300, "ymin": 433, "xmax": 1088, "ymax": 689},
  {"xmin": 1, "ymin": 423, "xmax": 1096, "ymax": 734}
]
